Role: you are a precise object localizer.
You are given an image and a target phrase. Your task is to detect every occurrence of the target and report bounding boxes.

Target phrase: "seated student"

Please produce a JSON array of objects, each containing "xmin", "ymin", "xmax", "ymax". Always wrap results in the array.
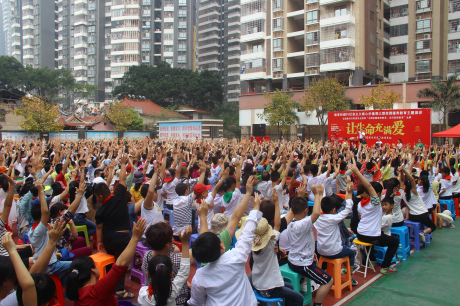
[
  {"xmin": 172, "ymin": 182, "xmax": 196, "ymax": 241},
  {"xmin": 382, "ymin": 178, "xmax": 405, "ymax": 227},
  {"xmin": 438, "ymin": 166, "xmax": 453, "ymax": 200},
  {"xmin": 381, "ymin": 197, "xmax": 394, "ymax": 236},
  {"xmin": 222, "ymin": 159, "xmax": 243, "ymax": 219},
  {"xmin": 287, "ymin": 184, "xmax": 332, "ymax": 306},
  {"xmin": 138, "ymin": 226, "xmax": 192, "ymax": 306},
  {"xmin": 351, "ymin": 164, "xmax": 399, "ymax": 275},
  {"xmin": 306, "ymin": 157, "xmax": 331, "ymax": 202},
  {"xmin": 66, "ymin": 219, "xmax": 147, "ymax": 306},
  {"xmin": 245, "ymin": 192, "xmax": 303, "ymax": 306},
  {"xmin": 314, "ymin": 177, "xmax": 358, "ymax": 286},
  {"xmin": 336, "ymin": 161, "xmax": 352, "ymax": 194},
  {"xmin": 188, "ymin": 177, "xmax": 260, "ymax": 306},
  {"xmin": 257, "ymin": 171, "xmax": 272, "ymax": 199}
]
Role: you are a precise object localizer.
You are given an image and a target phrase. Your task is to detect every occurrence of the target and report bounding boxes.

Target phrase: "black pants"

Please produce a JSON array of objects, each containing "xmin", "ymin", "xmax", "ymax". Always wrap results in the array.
[
  {"xmin": 409, "ymin": 212, "xmax": 437, "ymax": 233},
  {"xmin": 103, "ymin": 232, "xmax": 130, "ymax": 292},
  {"xmin": 439, "ymin": 195, "xmax": 452, "ymax": 200},
  {"xmin": 392, "ymin": 221, "xmax": 405, "ymax": 228},
  {"xmin": 357, "ymin": 233, "xmax": 399, "ymax": 269}
]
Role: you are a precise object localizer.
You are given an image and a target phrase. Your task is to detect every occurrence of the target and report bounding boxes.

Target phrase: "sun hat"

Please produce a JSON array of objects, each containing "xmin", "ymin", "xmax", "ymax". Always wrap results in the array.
[
  {"xmin": 437, "ymin": 210, "xmax": 454, "ymax": 224},
  {"xmin": 235, "ymin": 217, "xmax": 275, "ymax": 252},
  {"xmin": 138, "ymin": 165, "xmax": 144, "ymax": 170},
  {"xmin": 163, "ymin": 170, "xmax": 173, "ymax": 183},
  {"xmin": 256, "ymin": 165, "xmax": 265, "ymax": 173},
  {"xmin": 210, "ymin": 213, "xmax": 228, "ymax": 235},
  {"xmin": 193, "ymin": 183, "xmax": 212, "ymax": 197},
  {"xmin": 132, "ymin": 171, "xmax": 145, "ymax": 184}
]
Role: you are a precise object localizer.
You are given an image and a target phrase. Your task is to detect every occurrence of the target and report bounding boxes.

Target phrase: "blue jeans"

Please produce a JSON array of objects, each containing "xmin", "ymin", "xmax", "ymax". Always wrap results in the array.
[
  {"xmin": 258, "ymin": 281, "xmax": 304, "ymax": 306},
  {"xmin": 73, "ymin": 213, "xmax": 97, "ymax": 237},
  {"xmin": 45, "ymin": 260, "xmax": 72, "ymax": 285},
  {"xmin": 321, "ymin": 245, "xmax": 355, "ymax": 267}
]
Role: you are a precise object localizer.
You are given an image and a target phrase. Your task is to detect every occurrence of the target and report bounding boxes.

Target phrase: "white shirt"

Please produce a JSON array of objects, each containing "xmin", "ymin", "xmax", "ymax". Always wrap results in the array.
[
  {"xmin": 252, "ymin": 230, "xmax": 284, "ymax": 291},
  {"xmin": 358, "ymin": 131, "xmax": 365, "ymax": 139},
  {"xmin": 141, "ymin": 201, "xmax": 164, "ymax": 238},
  {"xmin": 267, "ymin": 183, "xmax": 289, "ymax": 212},
  {"xmin": 188, "ymin": 210, "xmax": 262, "ymax": 306},
  {"xmin": 163, "ymin": 178, "xmax": 180, "ymax": 205},
  {"xmin": 440, "ymin": 176, "xmax": 453, "ymax": 197},
  {"xmin": 452, "ymin": 172, "xmax": 460, "ymax": 194},
  {"xmin": 138, "ymin": 258, "xmax": 190, "ymax": 306},
  {"xmin": 381, "ymin": 213, "xmax": 394, "ymax": 236},
  {"xmin": 74, "ymin": 195, "xmax": 89, "ymax": 214},
  {"xmin": 223, "ymin": 188, "xmax": 242, "ymax": 219},
  {"xmin": 357, "ymin": 196, "xmax": 382, "ymax": 237},
  {"xmin": 256, "ymin": 181, "xmax": 272, "ymax": 199},
  {"xmin": 314, "ymin": 199, "xmax": 353, "ymax": 256},
  {"xmin": 197, "ymin": 194, "xmax": 215, "ymax": 232},
  {"xmin": 417, "ymin": 185, "xmax": 435, "ymax": 210},
  {"xmin": 213, "ymin": 193, "xmax": 224, "ymax": 214},
  {"xmin": 306, "ymin": 173, "xmax": 327, "ymax": 201},
  {"xmin": 287, "ymin": 216, "xmax": 315, "ymax": 266},
  {"xmin": 405, "ymin": 191, "xmax": 428, "ymax": 215}
]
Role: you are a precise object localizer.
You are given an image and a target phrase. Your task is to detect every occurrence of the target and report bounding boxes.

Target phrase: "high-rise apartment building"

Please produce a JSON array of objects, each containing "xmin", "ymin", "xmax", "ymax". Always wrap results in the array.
[
  {"xmin": 0, "ymin": 1, "xmax": 5, "ymax": 56},
  {"xmin": 197, "ymin": 0, "xmax": 241, "ymax": 103}
]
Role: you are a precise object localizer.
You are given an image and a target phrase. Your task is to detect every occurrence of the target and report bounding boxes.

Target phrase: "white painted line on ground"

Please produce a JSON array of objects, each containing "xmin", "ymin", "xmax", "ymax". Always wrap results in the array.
[{"xmin": 331, "ymin": 273, "xmax": 382, "ymax": 306}]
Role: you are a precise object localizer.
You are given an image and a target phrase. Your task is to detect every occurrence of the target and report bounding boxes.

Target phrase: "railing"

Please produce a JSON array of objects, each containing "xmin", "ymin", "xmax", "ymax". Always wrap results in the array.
[
  {"xmin": 384, "ymin": 31, "xmax": 390, "ymax": 40},
  {"xmin": 321, "ymin": 10, "xmax": 354, "ymax": 20},
  {"xmin": 241, "ymin": 67, "xmax": 266, "ymax": 74},
  {"xmin": 241, "ymin": 49, "xmax": 264, "ymax": 55}
]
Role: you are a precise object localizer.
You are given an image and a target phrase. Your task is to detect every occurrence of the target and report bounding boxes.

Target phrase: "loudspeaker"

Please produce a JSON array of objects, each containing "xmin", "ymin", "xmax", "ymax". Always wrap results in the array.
[
  {"xmin": 252, "ymin": 124, "xmax": 266, "ymax": 137},
  {"xmin": 448, "ymin": 110, "xmax": 460, "ymax": 127}
]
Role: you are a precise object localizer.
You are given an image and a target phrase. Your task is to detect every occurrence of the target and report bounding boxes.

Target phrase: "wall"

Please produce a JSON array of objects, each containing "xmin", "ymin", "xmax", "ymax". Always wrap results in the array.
[
  {"xmin": 3, "ymin": 111, "xmax": 23, "ymax": 130},
  {"xmin": 156, "ymin": 119, "xmax": 223, "ymax": 139},
  {"xmin": 92, "ymin": 121, "xmax": 115, "ymax": 130}
]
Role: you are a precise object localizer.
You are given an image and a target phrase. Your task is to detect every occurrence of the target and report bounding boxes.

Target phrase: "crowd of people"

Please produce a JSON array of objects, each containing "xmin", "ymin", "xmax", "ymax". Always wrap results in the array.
[{"xmin": 0, "ymin": 136, "xmax": 457, "ymax": 306}]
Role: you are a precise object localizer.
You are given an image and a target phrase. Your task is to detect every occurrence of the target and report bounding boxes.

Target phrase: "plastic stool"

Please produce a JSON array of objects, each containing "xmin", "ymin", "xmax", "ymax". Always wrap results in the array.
[
  {"xmin": 231, "ymin": 228, "xmax": 239, "ymax": 249},
  {"xmin": 68, "ymin": 224, "xmax": 90, "ymax": 247},
  {"xmin": 173, "ymin": 240, "xmax": 182, "ymax": 252},
  {"xmin": 439, "ymin": 199, "xmax": 456, "ymax": 220},
  {"xmin": 279, "ymin": 264, "xmax": 312, "ymax": 306},
  {"xmin": 454, "ymin": 197, "xmax": 460, "ymax": 217},
  {"xmin": 307, "ymin": 201, "xmax": 314, "ymax": 216},
  {"xmin": 163, "ymin": 208, "xmax": 174, "ymax": 226},
  {"xmin": 130, "ymin": 242, "xmax": 150, "ymax": 285},
  {"xmin": 390, "ymin": 226, "xmax": 410, "ymax": 261},
  {"xmin": 353, "ymin": 190, "xmax": 357, "ymax": 196},
  {"xmin": 374, "ymin": 246, "xmax": 397, "ymax": 264},
  {"xmin": 253, "ymin": 290, "xmax": 284, "ymax": 306},
  {"xmin": 48, "ymin": 274, "xmax": 66, "ymax": 306},
  {"xmin": 404, "ymin": 220, "xmax": 431, "ymax": 251},
  {"xmin": 189, "ymin": 233, "xmax": 201, "ymax": 268},
  {"xmin": 353, "ymin": 239, "xmax": 374, "ymax": 279},
  {"xmin": 92, "ymin": 234, "xmax": 98, "ymax": 249},
  {"xmin": 90, "ymin": 253, "xmax": 115, "ymax": 280},
  {"xmin": 317, "ymin": 256, "xmax": 352, "ymax": 298}
]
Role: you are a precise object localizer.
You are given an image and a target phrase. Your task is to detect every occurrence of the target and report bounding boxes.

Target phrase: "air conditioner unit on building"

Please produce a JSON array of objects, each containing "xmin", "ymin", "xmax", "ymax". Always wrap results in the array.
[
  {"xmin": 416, "ymin": 56, "xmax": 423, "ymax": 60},
  {"xmin": 424, "ymin": 34, "xmax": 431, "ymax": 39}
]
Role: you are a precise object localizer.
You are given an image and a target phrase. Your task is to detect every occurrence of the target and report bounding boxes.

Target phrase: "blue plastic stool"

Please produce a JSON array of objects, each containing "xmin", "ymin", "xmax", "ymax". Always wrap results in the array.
[
  {"xmin": 280, "ymin": 264, "xmax": 312, "ymax": 306},
  {"xmin": 253, "ymin": 290, "xmax": 284, "ymax": 306},
  {"xmin": 390, "ymin": 226, "xmax": 410, "ymax": 261},
  {"xmin": 231, "ymin": 228, "xmax": 239, "ymax": 249},
  {"xmin": 307, "ymin": 201, "xmax": 314, "ymax": 215},
  {"xmin": 439, "ymin": 199, "xmax": 456, "ymax": 220},
  {"xmin": 163, "ymin": 208, "xmax": 174, "ymax": 227},
  {"xmin": 404, "ymin": 220, "xmax": 430, "ymax": 251},
  {"xmin": 374, "ymin": 246, "xmax": 397, "ymax": 264},
  {"xmin": 353, "ymin": 190, "xmax": 357, "ymax": 196}
]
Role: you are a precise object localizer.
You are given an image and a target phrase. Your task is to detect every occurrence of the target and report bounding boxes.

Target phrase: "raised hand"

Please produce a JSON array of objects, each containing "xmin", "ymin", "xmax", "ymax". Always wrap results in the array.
[{"xmin": 132, "ymin": 218, "xmax": 147, "ymax": 240}]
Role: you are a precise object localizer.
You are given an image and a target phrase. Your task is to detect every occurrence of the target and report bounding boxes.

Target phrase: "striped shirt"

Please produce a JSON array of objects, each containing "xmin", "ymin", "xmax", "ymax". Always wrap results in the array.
[
  {"xmin": 0, "ymin": 219, "xmax": 9, "ymax": 256},
  {"xmin": 172, "ymin": 194, "xmax": 194, "ymax": 236}
]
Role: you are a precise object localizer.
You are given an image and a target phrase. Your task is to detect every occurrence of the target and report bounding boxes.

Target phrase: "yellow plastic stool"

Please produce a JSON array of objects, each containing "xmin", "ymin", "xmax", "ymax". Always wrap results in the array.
[
  {"xmin": 67, "ymin": 224, "xmax": 90, "ymax": 248},
  {"xmin": 237, "ymin": 216, "xmax": 248, "ymax": 228},
  {"xmin": 353, "ymin": 239, "xmax": 375, "ymax": 279}
]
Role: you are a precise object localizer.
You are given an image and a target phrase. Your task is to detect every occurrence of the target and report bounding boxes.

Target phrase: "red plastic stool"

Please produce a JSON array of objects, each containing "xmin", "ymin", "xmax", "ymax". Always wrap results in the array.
[
  {"xmin": 48, "ymin": 274, "xmax": 66, "ymax": 306},
  {"xmin": 454, "ymin": 198, "xmax": 460, "ymax": 217}
]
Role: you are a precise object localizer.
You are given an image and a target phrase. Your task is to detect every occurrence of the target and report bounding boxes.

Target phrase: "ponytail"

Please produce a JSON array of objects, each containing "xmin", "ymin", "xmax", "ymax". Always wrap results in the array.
[
  {"xmin": 134, "ymin": 182, "xmax": 142, "ymax": 192},
  {"xmin": 147, "ymin": 255, "xmax": 173, "ymax": 306},
  {"xmin": 69, "ymin": 181, "xmax": 79, "ymax": 204},
  {"xmin": 404, "ymin": 179, "xmax": 412, "ymax": 202},
  {"xmin": 66, "ymin": 257, "xmax": 96, "ymax": 301}
]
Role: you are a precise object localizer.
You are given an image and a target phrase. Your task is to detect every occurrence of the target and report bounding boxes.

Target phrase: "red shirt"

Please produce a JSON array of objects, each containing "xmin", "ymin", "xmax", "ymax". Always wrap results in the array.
[
  {"xmin": 55, "ymin": 172, "xmax": 67, "ymax": 187},
  {"xmin": 73, "ymin": 264, "xmax": 128, "ymax": 306}
]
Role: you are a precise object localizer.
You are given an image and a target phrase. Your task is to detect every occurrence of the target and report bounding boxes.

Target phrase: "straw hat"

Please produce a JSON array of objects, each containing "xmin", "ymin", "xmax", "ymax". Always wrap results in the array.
[
  {"xmin": 235, "ymin": 217, "xmax": 275, "ymax": 252},
  {"xmin": 437, "ymin": 210, "xmax": 454, "ymax": 224},
  {"xmin": 211, "ymin": 213, "xmax": 228, "ymax": 235}
]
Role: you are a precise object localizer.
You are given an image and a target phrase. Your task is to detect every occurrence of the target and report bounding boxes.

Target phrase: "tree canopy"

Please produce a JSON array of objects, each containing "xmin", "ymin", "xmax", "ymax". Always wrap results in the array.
[
  {"xmin": 15, "ymin": 96, "xmax": 64, "ymax": 132},
  {"xmin": 0, "ymin": 56, "xmax": 98, "ymax": 105},
  {"xmin": 112, "ymin": 62, "xmax": 224, "ymax": 111},
  {"xmin": 303, "ymin": 78, "xmax": 350, "ymax": 139},
  {"xmin": 104, "ymin": 102, "xmax": 139, "ymax": 132},
  {"xmin": 258, "ymin": 89, "xmax": 300, "ymax": 135},
  {"xmin": 360, "ymin": 83, "xmax": 402, "ymax": 109},
  {"xmin": 417, "ymin": 74, "xmax": 460, "ymax": 130}
]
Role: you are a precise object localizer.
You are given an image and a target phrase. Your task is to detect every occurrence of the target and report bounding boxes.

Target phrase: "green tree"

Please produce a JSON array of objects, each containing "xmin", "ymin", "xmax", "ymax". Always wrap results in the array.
[
  {"xmin": 303, "ymin": 78, "xmax": 350, "ymax": 140},
  {"xmin": 104, "ymin": 102, "xmax": 137, "ymax": 132},
  {"xmin": 417, "ymin": 74, "xmax": 460, "ymax": 130},
  {"xmin": 15, "ymin": 96, "xmax": 64, "ymax": 132},
  {"xmin": 127, "ymin": 109, "xmax": 145, "ymax": 130},
  {"xmin": 112, "ymin": 62, "xmax": 223, "ymax": 110},
  {"xmin": 360, "ymin": 83, "xmax": 402, "ymax": 109},
  {"xmin": 212, "ymin": 102, "xmax": 240, "ymax": 138},
  {"xmin": 0, "ymin": 56, "xmax": 25, "ymax": 95},
  {"xmin": 257, "ymin": 89, "xmax": 300, "ymax": 136},
  {"xmin": 71, "ymin": 83, "xmax": 99, "ymax": 105}
]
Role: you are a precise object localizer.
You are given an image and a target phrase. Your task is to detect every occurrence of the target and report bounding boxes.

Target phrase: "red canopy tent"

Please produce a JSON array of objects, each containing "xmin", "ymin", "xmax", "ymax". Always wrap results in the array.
[{"xmin": 432, "ymin": 124, "xmax": 460, "ymax": 137}]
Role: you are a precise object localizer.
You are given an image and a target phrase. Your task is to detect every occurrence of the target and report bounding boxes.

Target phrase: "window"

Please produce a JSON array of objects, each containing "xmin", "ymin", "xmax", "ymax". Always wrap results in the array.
[
  {"xmin": 273, "ymin": 18, "xmax": 283, "ymax": 31},
  {"xmin": 241, "ymin": 19, "xmax": 265, "ymax": 35},
  {"xmin": 179, "ymin": 0, "xmax": 186, "ymax": 5},
  {"xmin": 306, "ymin": 10, "xmax": 318, "ymax": 24},
  {"xmin": 379, "ymin": 39, "xmax": 382, "ymax": 50},
  {"xmin": 390, "ymin": 5, "xmax": 408, "ymax": 18},
  {"xmin": 416, "ymin": 40, "xmax": 431, "ymax": 52},
  {"xmin": 379, "ymin": 59, "xmax": 382, "ymax": 70},
  {"xmin": 165, "ymin": 58, "xmax": 173, "ymax": 64},
  {"xmin": 273, "ymin": 38, "xmax": 282, "ymax": 51},
  {"xmin": 273, "ymin": 0, "xmax": 282, "ymax": 12},
  {"xmin": 370, "ymin": 32, "xmax": 375, "ymax": 44},
  {"xmin": 273, "ymin": 58, "xmax": 283, "ymax": 71},
  {"xmin": 379, "ymin": 19, "xmax": 381, "ymax": 29},
  {"xmin": 306, "ymin": 53, "xmax": 319, "ymax": 67},
  {"xmin": 179, "ymin": 10, "xmax": 187, "ymax": 17},
  {"xmin": 370, "ymin": 54, "xmax": 375, "ymax": 65},
  {"xmin": 416, "ymin": 19, "xmax": 431, "ymax": 32},
  {"xmin": 390, "ymin": 24, "xmax": 408, "ymax": 37},
  {"xmin": 334, "ymin": 5, "xmax": 346, "ymax": 17},
  {"xmin": 390, "ymin": 63, "xmax": 405, "ymax": 73},
  {"xmin": 306, "ymin": 31, "xmax": 319, "ymax": 46},
  {"xmin": 178, "ymin": 32, "xmax": 186, "ymax": 39},
  {"xmin": 179, "ymin": 21, "xmax": 187, "ymax": 28},
  {"xmin": 370, "ymin": 11, "xmax": 374, "ymax": 21},
  {"xmin": 210, "ymin": 126, "xmax": 219, "ymax": 138},
  {"xmin": 252, "ymin": 43, "xmax": 263, "ymax": 53},
  {"xmin": 416, "ymin": 60, "xmax": 430, "ymax": 72},
  {"xmin": 390, "ymin": 44, "xmax": 407, "ymax": 55},
  {"xmin": 448, "ymin": 60, "xmax": 460, "ymax": 72},
  {"xmin": 416, "ymin": 0, "xmax": 431, "ymax": 12}
]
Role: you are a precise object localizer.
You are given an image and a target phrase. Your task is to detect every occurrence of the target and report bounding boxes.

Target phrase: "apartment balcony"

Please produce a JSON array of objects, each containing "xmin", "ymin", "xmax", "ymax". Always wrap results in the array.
[
  {"xmin": 287, "ymin": 51, "xmax": 305, "ymax": 58},
  {"xmin": 240, "ymin": 67, "xmax": 267, "ymax": 81},
  {"xmin": 320, "ymin": 10, "xmax": 355, "ymax": 27},
  {"xmin": 320, "ymin": 37, "xmax": 354, "ymax": 49},
  {"xmin": 74, "ymin": 53, "xmax": 87, "ymax": 60},
  {"xmin": 74, "ymin": 43, "xmax": 88, "ymax": 49},
  {"xmin": 75, "ymin": 31, "xmax": 88, "ymax": 37},
  {"xmin": 319, "ymin": 0, "xmax": 354, "ymax": 4},
  {"xmin": 287, "ymin": 30, "xmax": 304, "ymax": 38},
  {"xmin": 74, "ymin": 65, "xmax": 86, "ymax": 71},
  {"xmin": 287, "ymin": 9, "xmax": 304, "ymax": 18},
  {"xmin": 241, "ymin": 49, "xmax": 265, "ymax": 61},
  {"xmin": 241, "ymin": 12, "xmax": 265, "ymax": 23},
  {"xmin": 241, "ymin": 31, "xmax": 266, "ymax": 43},
  {"xmin": 320, "ymin": 60, "xmax": 354, "ymax": 71},
  {"xmin": 75, "ymin": 76, "xmax": 88, "ymax": 82},
  {"xmin": 75, "ymin": 8, "xmax": 88, "ymax": 16},
  {"xmin": 448, "ymin": 50, "xmax": 460, "ymax": 61}
]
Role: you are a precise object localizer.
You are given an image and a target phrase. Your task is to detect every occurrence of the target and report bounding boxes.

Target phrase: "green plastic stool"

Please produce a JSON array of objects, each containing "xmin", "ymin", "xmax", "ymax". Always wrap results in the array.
[
  {"xmin": 67, "ymin": 224, "xmax": 90, "ymax": 248},
  {"xmin": 280, "ymin": 264, "xmax": 313, "ymax": 306}
]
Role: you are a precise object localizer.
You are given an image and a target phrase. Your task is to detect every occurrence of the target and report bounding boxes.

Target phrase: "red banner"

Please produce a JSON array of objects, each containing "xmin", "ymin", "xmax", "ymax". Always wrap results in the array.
[{"xmin": 328, "ymin": 109, "xmax": 431, "ymax": 146}]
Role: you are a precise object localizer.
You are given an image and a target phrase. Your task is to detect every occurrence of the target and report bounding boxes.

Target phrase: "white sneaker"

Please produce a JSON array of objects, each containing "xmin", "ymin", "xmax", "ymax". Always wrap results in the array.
[
  {"xmin": 419, "ymin": 232, "xmax": 426, "ymax": 243},
  {"xmin": 300, "ymin": 281, "xmax": 309, "ymax": 292}
]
